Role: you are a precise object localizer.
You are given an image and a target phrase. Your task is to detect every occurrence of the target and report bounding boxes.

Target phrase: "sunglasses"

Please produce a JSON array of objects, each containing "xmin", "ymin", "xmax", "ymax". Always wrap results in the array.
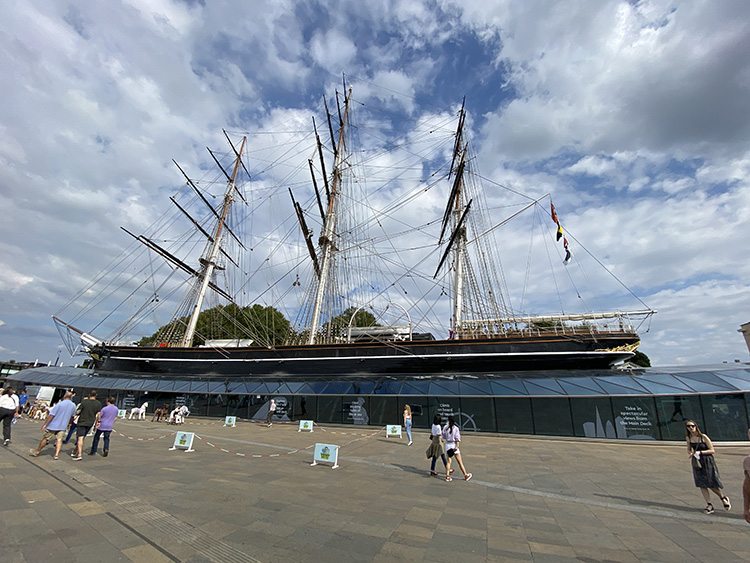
[{"xmin": 686, "ymin": 424, "xmax": 696, "ymax": 428}]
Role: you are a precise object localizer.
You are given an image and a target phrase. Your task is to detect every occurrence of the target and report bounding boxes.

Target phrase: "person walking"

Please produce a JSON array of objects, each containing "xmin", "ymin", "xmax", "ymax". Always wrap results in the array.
[
  {"xmin": 62, "ymin": 391, "xmax": 78, "ymax": 444},
  {"xmin": 442, "ymin": 415, "xmax": 471, "ymax": 482},
  {"xmin": 89, "ymin": 397, "xmax": 118, "ymax": 457},
  {"xmin": 71, "ymin": 390, "xmax": 102, "ymax": 460},
  {"xmin": 403, "ymin": 404, "xmax": 413, "ymax": 446},
  {"xmin": 685, "ymin": 419, "xmax": 730, "ymax": 513},
  {"xmin": 18, "ymin": 389, "xmax": 28, "ymax": 416},
  {"xmin": 29, "ymin": 391, "xmax": 77, "ymax": 459},
  {"xmin": 266, "ymin": 398, "xmax": 276, "ymax": 427},
  {"xmin": 426, "ymin": 414, "xmax": 451, "ymax": 476},
  {"xmin": 0, "ymin": 387, "xmax": 20, "ymax": 446}
]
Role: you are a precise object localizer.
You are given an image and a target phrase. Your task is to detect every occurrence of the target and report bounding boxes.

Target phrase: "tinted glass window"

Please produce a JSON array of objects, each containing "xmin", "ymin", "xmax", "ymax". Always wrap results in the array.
[
  {"xmin": 610, "ymin": 396, "xmax": 659, "ymax": 440},
  {"xmin": 700, "ymin": 394, "xmax": 748, "ymax": 441},
  {"xmin": 317, "ymin": 396, "xmax": 343, "ymax": 423},
  {"xmin": 654, "ymin": 395, "xmax": 703, "ymax": 440},
  {"xmin": 368, "ymin": 397, "xmax": 398, "ymax": 426},
  {"xmin": 495, "ymin": 398, "xmax": 533, "ymax": 434},
  {"xmin": 570, "ymin": 397, "xmax": 616, "ymax": 438},
  {"xmin": 459, "ymin": 398, "xmax": 496, "ymax": 433},
  {"xmin": 344, "ymin": 397, "xmax": 370, "ymax": 425},
  {"xmin": 531, "ymin": 398, "xmax": 573, "ymax": 436}
]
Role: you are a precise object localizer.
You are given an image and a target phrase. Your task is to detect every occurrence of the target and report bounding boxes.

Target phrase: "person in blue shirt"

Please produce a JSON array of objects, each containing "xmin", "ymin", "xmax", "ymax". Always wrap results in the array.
[
  {"xmin": 18, "ymin": 389, "xmax": 28, "ymax": 415},
  {"xmin": 29, "ymin": 391, "xmax": 77, "ymax": 460}
]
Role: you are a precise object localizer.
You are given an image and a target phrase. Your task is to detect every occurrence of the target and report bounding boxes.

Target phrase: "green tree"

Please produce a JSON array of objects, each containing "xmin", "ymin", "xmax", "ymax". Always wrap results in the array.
[
  {"xmin": 631, "ymin": 350, "xmax": 651, "ymax": 367},
  {"xmin": 138, "ymin": 304, "xmax": 290, "ymax": 347},
  {"xmin": 322, "ymin": 307, "xmax": 379, "ymax": 337}
]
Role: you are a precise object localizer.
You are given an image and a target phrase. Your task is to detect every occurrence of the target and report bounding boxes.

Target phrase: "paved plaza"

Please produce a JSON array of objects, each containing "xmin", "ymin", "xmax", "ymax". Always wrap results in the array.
[{"xmin": 1, "ymin": 415, "xmax": 749, "ymax": 562}]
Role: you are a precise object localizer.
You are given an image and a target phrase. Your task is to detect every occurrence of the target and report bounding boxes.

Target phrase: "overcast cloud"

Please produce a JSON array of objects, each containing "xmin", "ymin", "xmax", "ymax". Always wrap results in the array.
[{"xmin": 1, "ymin": 0, "xmax": 749, "ymax": 367}]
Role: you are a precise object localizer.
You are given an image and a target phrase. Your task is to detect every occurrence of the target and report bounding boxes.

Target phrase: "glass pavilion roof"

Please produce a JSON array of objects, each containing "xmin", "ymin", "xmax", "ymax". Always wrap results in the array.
[{"xmin": 8, "ymin": 364, "xmax": 750, "ymax": 397}]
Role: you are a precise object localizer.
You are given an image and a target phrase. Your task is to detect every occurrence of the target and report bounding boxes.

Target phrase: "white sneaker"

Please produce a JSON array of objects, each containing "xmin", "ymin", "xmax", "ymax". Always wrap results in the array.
[{"xmin": 408, "ymin": 440, "xmax": 413, "ymax": 446}]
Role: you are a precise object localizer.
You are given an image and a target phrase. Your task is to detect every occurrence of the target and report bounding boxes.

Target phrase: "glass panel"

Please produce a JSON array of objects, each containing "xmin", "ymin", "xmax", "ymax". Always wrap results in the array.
[
  {"xmin": 292, "ymin": 395, "xmax": 314, "ymax": 421},
  {"xmin": 570, "ymin": 398, "xmax": 616, "ymax": 438},
  {"xmin": 225, "ymin": 382, "xmax": 247, "ymax": 394},
  {"xmin": 610, "ymin": 396, "xmax": 659, "ymax": 440},
  {"xmin": 343, "ymin": 397, "xmax": 370, "ymax": 425},
  {"xmin": 634, "ymin": 376, "xmax": 693, "ymax": 395},
  {"xmin": 713, "ymin": 374, "xmax": 750, "ymax": 392},
  {"xmin": 557, "ymin": 379, "xmax": 605, "ymax": 396},
  {"xmin": 531, "ymin": 398, "xmax": 573, "ymax": 436},
  {"xmin": 653, "ymin": 395, "xmax": 703, "ymax": 440},
  {"xmin": 206, "ymin": 381, "xmax": 227, "ymax": 394},
  {"xmin": 350, "ymin": 380, "xmax": 375, "ymax": 394},
  {"xmin": 225, "ymin": 395, "xmax": 247, "ymax": 418},
  {"xmin": 459, "ymin": 398, "xmax": 496, "ymax": 433},
  {"xmin": 190, "ymin": 381, "xmax": 209, "ymax": 393},
  {"xmin": 458, "ymin": 379, "xmax": 492, "ymax": 396},
  {"xmin": 368, "ymin": 396, "xmax": 398, "ymax": 426},
  {"xmin": 700, "ymin": 394, "xmax": 748, "ymax": 440},
  {"xmin": 523, "ymin": 380, "xmax": 565, "ymax": 396},
  {"xmin": 372, "ymin": 380, "xmax": 402, "ymax": 395},
  {"xmin": 247, "ymin": 395, "xmax": 267, "ymax": 420},
  {"xmin": 206, "ymin": 394, "xmax": 228, "ymax": 417},
  {"xmin": 489, "ymin": 380, "xmax": 528, "ymax": 396},
  {"xmin": 173, "ymin": 381, "xmax": 191, "ymax": 393},
  {"xmin": 321, "ymin": 382, "xmax": 352, "ymax": 395},
  {"xmin": 155, "ymin": 380, "xmax": 175, "ymax": 392},
  {"xmin": 400, "ymin": 381, "xmax": 428, "ymax": 395},
  {"xmin": 429, "ymin": 380, "xmax": 459, "ymax": 396},
  {"xmin": 125, "ymin": 379, "xmax": 145, "ymax": 390},
  {"xmin": 317, "ymin": 396, "xmax": 343, "ymax": 423},
  {"xmin": 189, "ymin": 393, "xmax": 209, "ymax": 417},
  {"xmin": 426, "ymin": 397, "xmax": 461, "ymax": 430},
  {"xmin": 676, "ymin": 371, "xmax": 736, "ymax": 390},
  {"xmin": 495, "ymin": 398, "xmax": 533, "ymax": 434}
]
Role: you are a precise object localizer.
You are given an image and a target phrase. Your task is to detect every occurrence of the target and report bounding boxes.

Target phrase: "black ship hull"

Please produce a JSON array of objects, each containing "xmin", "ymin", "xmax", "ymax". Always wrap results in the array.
[{"xmin": 91, "ymin": 332, "xmax": 639, "ymax": 377}]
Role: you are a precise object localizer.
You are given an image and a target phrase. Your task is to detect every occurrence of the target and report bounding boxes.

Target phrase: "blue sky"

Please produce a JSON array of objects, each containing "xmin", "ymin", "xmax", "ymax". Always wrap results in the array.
[{"xmin": 1, "ymin": 0, "xmax": 749, "ymax": 367}]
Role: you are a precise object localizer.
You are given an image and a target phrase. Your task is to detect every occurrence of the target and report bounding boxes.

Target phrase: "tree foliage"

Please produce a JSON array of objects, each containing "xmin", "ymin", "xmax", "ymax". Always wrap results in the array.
[
  {"xmin": 138, "ymin": 303, "xmax": 290, "ymax": 347},
  {"xmin": 631, "ymin": 350, "xmax": 651, "ymax": 367},
  {"xmin": 322, "ymin": 307, "xmax": 379, "ymax": 337}
]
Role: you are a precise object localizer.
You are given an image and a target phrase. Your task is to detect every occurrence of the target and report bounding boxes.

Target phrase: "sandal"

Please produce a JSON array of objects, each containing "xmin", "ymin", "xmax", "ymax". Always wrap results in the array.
[
  {"xmin": 721, "ymin": 496, "xmax": 731, "ymax": 511},
  {"xmin": 445, "ymin": 476, "xmax": 452, "ymax": 482},
  {"xmin": 703, "ymin": 503, "xmax": 714, "ymax": 514}
]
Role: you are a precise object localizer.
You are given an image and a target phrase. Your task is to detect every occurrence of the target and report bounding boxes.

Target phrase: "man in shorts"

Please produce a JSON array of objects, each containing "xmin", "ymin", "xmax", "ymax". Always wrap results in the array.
[
  {"xmin": 30, "ymin": 391, "xmax": 77, "ymax": 459},
  {"xmin": 71, "ymin": 390, "xmax": 102, "ymax": 460}
]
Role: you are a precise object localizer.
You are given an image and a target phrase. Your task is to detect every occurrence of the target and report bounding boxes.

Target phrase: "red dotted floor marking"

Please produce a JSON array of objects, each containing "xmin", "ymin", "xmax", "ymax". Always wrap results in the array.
[{"xmin": 194, "ymin": 426, "xmax": 386, "ymax": 459}]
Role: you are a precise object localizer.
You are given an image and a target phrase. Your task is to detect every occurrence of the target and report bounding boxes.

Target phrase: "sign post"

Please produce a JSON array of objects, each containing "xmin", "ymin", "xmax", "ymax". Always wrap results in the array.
[
  {"xmin": 298, "ymin": 420, "xmax": 314, "ymax": 432},
  {"xmin": 386, "ymin": 425, "xmax": 402, "ymax": 439},
  {"xmin": 169, "ymin": 432, "xmax": 195, "ymax": 453},
  {"xmin": 224, "ymin": 416, "xmax": 237, "ymax": 427},
  {"xmin": 118, "ymin": 409, "xmax": 127, "ymax": 419},
  {"xmin": 310, "ymin": 443, "xmax": 339, "ymax": 469}
]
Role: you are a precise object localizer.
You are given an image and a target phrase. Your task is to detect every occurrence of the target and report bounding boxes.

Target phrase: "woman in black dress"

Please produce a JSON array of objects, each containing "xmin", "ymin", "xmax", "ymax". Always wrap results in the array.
[{"xmin": 685, "ymin": 420, "xmax": 730, "ymax": 514}]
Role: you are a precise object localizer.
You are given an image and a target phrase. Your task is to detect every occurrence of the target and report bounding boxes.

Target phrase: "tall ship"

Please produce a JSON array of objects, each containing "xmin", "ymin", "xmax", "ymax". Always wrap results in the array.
[{"xmin": 54, "ymin": 86, "xmax": 654, "ymax": 378}]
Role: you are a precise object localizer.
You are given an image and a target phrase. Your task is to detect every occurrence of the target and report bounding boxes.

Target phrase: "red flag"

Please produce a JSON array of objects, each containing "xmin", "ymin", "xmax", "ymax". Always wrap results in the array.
[
  {"xmin": 551, "ymin": 202, "xmax": 559, "ymax": 224},
  {"xmin": 563, "ymin": 238, "xmax": 572, "ymax": 265}
]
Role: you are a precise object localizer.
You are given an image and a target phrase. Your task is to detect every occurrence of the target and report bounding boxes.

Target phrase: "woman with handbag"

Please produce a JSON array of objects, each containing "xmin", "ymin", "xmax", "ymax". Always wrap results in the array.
[
  {"xmin": 686, "ymin": 420, "xmax": 730, "ymax": 514},
  {"xmin": 442, "ymin": 415, "xmax": 471, "ymax": 482}
]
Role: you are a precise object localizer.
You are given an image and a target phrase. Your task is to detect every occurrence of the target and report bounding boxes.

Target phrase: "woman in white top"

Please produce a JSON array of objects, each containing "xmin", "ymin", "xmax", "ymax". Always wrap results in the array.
[
  {"xmin": 0, "ymin": 387, "xmax": 20, "ymax": 446},
  {"xmin": 403, "ymin": 404, "xmax": 413, "ymax": 446},
  {"xmin": 426, "ymin": 414, "xmax": 451, "ymax": 476},
  {"xmin": 442, "ymin": 415, "xmax": 471, "ymax": 482}
]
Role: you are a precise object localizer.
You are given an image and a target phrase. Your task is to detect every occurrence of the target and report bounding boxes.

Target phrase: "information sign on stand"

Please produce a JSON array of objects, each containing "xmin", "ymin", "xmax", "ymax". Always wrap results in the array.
[
  {"xmin": 224, "ymin": 416, "xmax": 236, "ymax": 427},
  {"xmin": 118, "ymin": 409, "xmax": 127, "ymax": 419},
  {"xmin": 169, "ymin": 432, "xmax": 195, "ymax": 452},
  {"xmin": 386, "ymin": 425, "xmax": 402, "ymax": 439},
  {"xmin": 298, "ymin": 420, "xmax": 314, "ymax": 432},
  {"xmin": 310, "ymin": 443, "xmax": 339, "ymax": 469}
]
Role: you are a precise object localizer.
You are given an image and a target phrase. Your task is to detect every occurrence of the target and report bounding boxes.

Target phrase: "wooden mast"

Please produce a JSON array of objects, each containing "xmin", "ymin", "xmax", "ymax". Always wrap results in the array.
[
  {"xmin": 181, "ymin": 137, "xmax": 247, "ymax": 347},
  {"xmin": 307, "ymin": 87, "xmax": 353, "ymax": 345}
]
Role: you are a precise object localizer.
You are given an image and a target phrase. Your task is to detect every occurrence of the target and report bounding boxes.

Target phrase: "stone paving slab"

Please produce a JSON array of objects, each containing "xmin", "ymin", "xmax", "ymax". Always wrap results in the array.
[{"xmin": 1, "ymin": 416, "xmax": 749, "ymax": 562}]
